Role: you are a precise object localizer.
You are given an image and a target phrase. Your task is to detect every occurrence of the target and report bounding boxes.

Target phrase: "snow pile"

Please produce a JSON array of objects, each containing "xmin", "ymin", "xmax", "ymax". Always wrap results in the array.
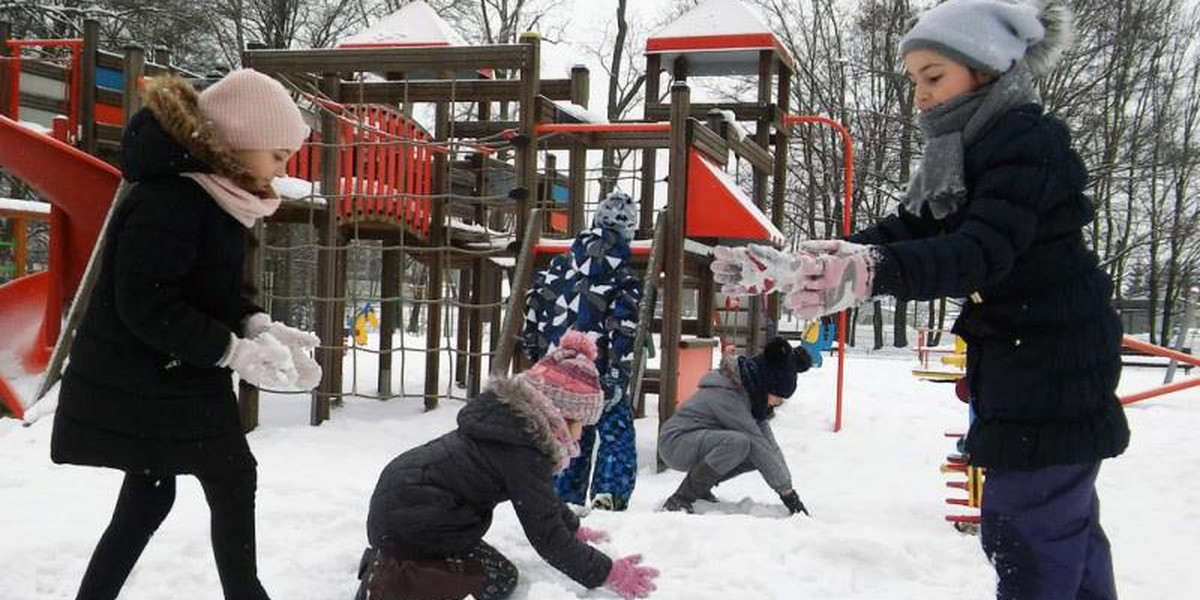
[{"xmin": 1, "ymin": 345, "xmax": 1196, "ymax": 599}]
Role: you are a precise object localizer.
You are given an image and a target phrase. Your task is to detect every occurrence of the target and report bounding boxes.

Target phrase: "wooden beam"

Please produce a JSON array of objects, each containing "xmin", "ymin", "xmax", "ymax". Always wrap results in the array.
[
  {"xmin": 79, "ymin": 19, "xmax": 99, "ymax": 154},
  {"xmin": 568, "ymin": 65, "xmax": 589, "ymax": 235},
  {"xmin": 121, "ymin": 45, "xmax": 144, "ymax": 126},
  {"xmin": 336, "ymin": 78, "xmax": 572, "ymax": 104},
  {"xmin": 424, "ymin": 74, "xmax": 453, "ymax": 411},
  {"xmin": 637, "ymin": 53, "xmax": 662, "ymax": 240},
  {"xmin": 451, "ymin": 120, "xmax": 518, "ymax": 139},
  {"xmin": 659, "ymin": 81, "xmax": 691, "ymax": 463},
  {"xmin": 645, "ymin": 102, "xmax": 775, "ymax": 123},
  {"xmin": 514, "ymin": 32, "xmax": 540, "ymax": 247},
  {"xmin": 312, "ymin": 74, "xmax": 341, "ymax": 425},
  {"xmin": 244, "ymin": 45, "xmax": 530, "ymax": 75},
  {"xmin": 490, "ymin": 210, "xmax": 544, "ymax": 377},
  {"xmin": 691, "ymin": 120, "xmax": 728, "ymax": 166},
  {"xmin": 537, "ymin": 131, "xmax": 672, "ymax": 151}
]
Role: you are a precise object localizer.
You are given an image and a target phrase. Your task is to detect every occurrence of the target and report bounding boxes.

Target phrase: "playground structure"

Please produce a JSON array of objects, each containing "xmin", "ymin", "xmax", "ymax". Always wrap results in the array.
[
  {"xmin": 0, "ymin": 0, "xmax": 864, "ymax": 430},
  {"xmin": 912, "ymin": 329, "xmax": 967, "ymax": 382},
  {"xmin": 2, "ymin": 0, "xmax": 1194, "ymax": 450}
]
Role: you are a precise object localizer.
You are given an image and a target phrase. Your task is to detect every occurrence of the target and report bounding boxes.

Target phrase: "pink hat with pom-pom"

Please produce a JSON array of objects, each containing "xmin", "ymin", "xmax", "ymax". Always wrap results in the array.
[{"xmin": 520, "ymin": 330, "xmax": 604, "ymax": 426}]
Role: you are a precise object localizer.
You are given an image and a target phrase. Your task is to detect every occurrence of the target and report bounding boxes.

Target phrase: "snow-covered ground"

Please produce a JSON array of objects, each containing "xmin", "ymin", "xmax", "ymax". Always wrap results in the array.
[{"xmin": 2, "ymin": 344, "xmax": 1197, "ymax": 599}]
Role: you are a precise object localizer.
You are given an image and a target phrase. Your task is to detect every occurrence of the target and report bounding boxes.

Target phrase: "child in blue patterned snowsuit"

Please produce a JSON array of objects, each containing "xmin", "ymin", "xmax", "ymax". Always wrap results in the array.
[{"xmin": 522, "ymin": 191, "xmax": 642, "ymax": 511}]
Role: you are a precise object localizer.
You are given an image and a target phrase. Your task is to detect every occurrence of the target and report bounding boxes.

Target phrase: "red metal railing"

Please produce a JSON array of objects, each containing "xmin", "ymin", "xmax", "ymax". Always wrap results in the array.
[
  {"xmin": 287, "ymin": 103, "xmax": 438, "ymax": 236},
  {"xmin": 783, "ymin": 114, "xmax": 855, "ymax": 433},
  {"xmin": 1120, "ymin": 336, "xmax": 1200, "ymax": 405}
]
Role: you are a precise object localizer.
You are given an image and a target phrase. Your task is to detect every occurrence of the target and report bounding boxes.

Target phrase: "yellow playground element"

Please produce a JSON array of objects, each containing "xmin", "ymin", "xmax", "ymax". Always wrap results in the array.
[
  {"xmin": 913, "ymin": 333, "xmax": 967, "ymax": 381},
  {"xmin": 349, "ymin": 305, "xmax": 379, "ymax": 346}
]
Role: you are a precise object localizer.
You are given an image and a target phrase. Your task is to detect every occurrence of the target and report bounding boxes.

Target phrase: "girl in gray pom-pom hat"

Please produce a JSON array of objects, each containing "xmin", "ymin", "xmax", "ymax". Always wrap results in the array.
[{"xmin": 711, "ymin": 2, "xmax": 1126, "ymax": 598}]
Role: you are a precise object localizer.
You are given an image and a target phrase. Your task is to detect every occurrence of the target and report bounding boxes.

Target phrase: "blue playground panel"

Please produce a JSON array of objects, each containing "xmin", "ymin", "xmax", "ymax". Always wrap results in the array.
[{"xmin": 96, "ymin": 67, "xmax": 124, "ymax": 91}]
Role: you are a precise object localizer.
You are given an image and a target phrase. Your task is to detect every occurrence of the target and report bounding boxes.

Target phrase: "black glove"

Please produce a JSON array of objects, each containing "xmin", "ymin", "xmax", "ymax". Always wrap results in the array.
[{"xmin": 780, "ymin": 490, "xmax": 810, "ymax": 516}]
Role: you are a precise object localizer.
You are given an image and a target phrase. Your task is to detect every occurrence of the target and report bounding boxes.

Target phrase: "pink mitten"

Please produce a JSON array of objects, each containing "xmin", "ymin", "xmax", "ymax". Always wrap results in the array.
[
  {"xmin": 785, "ymin": 242, "xmax": 877, "ymax": 319},
  {"xmin": 604, "ymin": 554, "xmax": 659, "ymax": 599},
  {"xmin": 575, "ymin": 526, "xmax": 610, "ymax": 544},
  {"xmin": 711, "ymin": 244, "xmax": 817, "ymax": 296}
]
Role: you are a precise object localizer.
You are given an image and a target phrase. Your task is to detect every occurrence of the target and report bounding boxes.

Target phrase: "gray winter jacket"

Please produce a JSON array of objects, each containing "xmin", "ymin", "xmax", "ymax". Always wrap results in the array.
[{"xmin": 658, "ymin": 359, "xmax": 794, "ymax": 492}]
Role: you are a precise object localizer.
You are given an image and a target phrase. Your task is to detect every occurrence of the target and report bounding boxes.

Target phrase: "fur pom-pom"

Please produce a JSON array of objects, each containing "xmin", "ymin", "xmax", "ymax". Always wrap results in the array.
[
  {"xmin": 1026, "ymin": 0, "xmax": 1074, "ymax": 75},
  {"xmin": 763, "ymin": 337, "xmax": 793, "ymax": 364},
  {"xmin": 557, "ymin": 330, "xmax": 598, "ymax": 362}
]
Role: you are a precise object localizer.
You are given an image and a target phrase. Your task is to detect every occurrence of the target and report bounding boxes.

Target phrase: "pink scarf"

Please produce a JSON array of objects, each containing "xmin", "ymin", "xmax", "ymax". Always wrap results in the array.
[{"xmin": 182, "ymin": 173, "xmax": 280, "ymax": 228}]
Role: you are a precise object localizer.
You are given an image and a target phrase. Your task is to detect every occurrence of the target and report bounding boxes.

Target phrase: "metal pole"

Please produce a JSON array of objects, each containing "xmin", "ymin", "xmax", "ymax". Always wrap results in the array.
[{"xmin": 1165, "ymin": 286, "xmax": 1198, "ymax": 384}]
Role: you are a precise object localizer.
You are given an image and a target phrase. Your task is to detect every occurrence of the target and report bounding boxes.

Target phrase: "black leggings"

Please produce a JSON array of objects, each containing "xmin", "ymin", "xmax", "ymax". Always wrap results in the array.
[{"xmin": 75, "ymin": 469, "xmax": 269, "ymax": 600}]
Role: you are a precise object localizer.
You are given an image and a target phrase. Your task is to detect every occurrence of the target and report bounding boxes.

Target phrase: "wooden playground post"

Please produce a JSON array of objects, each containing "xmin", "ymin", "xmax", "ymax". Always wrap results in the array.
[
  {"xmin": 313, "ymin": 73, "xmax": 341, "ymax": 425},
  {"xmin": 238, "ymin": 222, "xmax": 264, "ymax": 431},
  {"xmin": 769, "ymin": 60, "xmax": 792, "ymax": 335},
  {"xmin": 379, "ymin": 246, "xmax": 399, "ymax": 397},
  {"xmin": 515, "ymin": 32, "xmax": 541, "ymax": 244},
  {"xmin": 0, "ymin": 22, "xmax": 11, "ymax": 117},
  {"xmin": 658, "ymin": 81, "xmax": 691, "ymax": 470},
  {"xmin": 568, "ymin": 65, "xmax": 589, "ymax": 235},
  {"xmin": 637, "ymin": 53, "xmax": 661, "ymax": 241},
  {"xmin": 121, "ymin": 44, "xmax": 144, "ymax": 127},
  {"xmin": 424, "ymin": 74, "xmax": 451, "ymax": 411},
  {"xmin": 79, "ymin": 19, "xmax": 99, "ymax": 153},
  {"xmin": 490, "ymin": 210, "xmax": 544, "ymax": 377}
]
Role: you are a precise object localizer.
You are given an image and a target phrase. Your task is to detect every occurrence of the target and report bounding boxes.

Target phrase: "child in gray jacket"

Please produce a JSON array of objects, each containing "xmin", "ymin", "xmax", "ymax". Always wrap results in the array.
[{"xmin": 658, "ymin": 338, "xmax": 812, "ymax": 515}]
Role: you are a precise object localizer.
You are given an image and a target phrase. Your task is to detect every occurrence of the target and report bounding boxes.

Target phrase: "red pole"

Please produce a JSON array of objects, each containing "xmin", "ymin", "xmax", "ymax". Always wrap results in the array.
[
  {"xmin": 783, "ymin": 114, "xmax": 855, "ymax": 432},
  {"xmin": 1119, "ymin": 335, "xmax": 1200, "ymax": 405}
]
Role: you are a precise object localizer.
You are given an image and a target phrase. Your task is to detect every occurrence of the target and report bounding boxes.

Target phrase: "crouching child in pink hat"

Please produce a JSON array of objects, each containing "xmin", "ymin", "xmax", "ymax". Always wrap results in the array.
[
  {"xmin": 51, "ymin": 68, "xmax": 319, "ymax": 600},
  {"xmin": 356, "ymin": 331, "xmax": 659, "ymax": 600}
]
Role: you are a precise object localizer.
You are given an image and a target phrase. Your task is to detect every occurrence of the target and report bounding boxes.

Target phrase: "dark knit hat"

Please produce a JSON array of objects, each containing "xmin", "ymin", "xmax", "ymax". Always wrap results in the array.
[
  {"xmin": 739, "ymin": 337, "xmax": 811, "ymax": 420},
  {"xmin": 520, "ymin": 330, "xmax": 604, "ymax": 425}
]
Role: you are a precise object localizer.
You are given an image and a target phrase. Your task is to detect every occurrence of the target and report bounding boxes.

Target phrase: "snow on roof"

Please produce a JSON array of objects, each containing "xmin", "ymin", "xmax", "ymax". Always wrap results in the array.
[
  {"xmin": 339, "ymin": 1, "xmax": 467, "ymax": 48},
  {"xmin": 650, "ymin": 0, "xmax": 775, "ymax": 40},
  {"xmin": 0, "ymin": 198, "xmax": 51, "ymax": 216}
]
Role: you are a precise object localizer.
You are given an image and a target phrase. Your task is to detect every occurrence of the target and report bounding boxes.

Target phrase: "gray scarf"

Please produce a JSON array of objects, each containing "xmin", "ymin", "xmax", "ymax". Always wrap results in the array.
[{"xmin": 903, "ymin": 64, "xmax": 1040, "ymax": 219}]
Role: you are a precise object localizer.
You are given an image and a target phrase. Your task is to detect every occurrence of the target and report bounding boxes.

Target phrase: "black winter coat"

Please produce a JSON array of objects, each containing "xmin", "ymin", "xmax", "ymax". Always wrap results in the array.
[
  {"xmin": 366, "ymin": 378, "xmax": 613, "ymax": 590},
  {"xmin": 852, "ymin": 104, "xmax": 1130, "ymax": 470},
  {"xmin": 51, "ymin": 96, "xmax": 260, "ymax": 475}
]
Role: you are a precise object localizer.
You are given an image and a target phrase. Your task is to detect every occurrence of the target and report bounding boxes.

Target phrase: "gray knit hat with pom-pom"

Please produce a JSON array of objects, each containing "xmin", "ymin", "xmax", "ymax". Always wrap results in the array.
[{"xmin": 900, "ymin": 0, "xmax": 1073, "ymax": 76}]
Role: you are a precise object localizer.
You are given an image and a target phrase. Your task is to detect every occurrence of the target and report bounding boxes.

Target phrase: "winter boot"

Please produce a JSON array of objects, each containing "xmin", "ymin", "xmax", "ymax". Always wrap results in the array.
[{"xmin": 662, "ymin": 462, "xmax": 722, "ymax": 513}]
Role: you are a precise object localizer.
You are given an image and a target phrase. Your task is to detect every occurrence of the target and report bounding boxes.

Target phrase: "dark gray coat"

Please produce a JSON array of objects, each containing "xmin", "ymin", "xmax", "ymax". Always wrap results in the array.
[
  {"xmin": 658, "ymin": 360, "xmax": 793, "ymax": 492},
  {"xmin": 366, "ymin": 378, "xmax": 612, "ymax": 590}
]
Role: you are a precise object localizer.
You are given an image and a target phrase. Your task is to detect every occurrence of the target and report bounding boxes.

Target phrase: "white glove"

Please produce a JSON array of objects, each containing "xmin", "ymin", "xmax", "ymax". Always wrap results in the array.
[
  {"xmin": 289, "ymin": 345, "xmax": 323, "ymax": 390},
  {"xmin": 243, "ymin": 312, "xmax": 321, "ymax": 350},
  {"xmin": 219, "ymin": 333, "xmax": 299, "ymax": 390}
]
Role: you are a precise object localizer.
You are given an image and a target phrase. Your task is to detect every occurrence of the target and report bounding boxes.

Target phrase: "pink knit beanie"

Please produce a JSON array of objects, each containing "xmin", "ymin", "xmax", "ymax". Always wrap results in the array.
[
  {"xmin": 520, "ymin": 331, "xmax": 604, "ymax": 426},
  {"xmin": 198, "ymin": 68, "xmax": 310, "ymax": 152}
]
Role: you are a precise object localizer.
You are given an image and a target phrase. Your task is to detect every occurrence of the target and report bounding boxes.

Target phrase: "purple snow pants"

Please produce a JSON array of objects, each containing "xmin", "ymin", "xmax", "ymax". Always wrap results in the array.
[{"xmin": 981, "ymin": 462, "xmax": 1117, "ymax": 600}]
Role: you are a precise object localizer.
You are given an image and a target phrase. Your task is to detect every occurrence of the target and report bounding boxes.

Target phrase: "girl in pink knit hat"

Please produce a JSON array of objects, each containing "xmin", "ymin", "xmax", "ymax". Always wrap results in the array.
[
  {"xmin": 356, "ymin": 330, "xmax": 659, "ymax": 600},
  {"xmin": 51, "ymin": 68, "xmax": 318, "ymax": 600}
]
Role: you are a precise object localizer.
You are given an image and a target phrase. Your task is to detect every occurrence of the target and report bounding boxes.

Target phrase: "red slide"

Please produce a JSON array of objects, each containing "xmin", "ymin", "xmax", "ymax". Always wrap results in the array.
[{"xmin": 0, "ymin": 115, "xmax": 120, "ymax": 419}]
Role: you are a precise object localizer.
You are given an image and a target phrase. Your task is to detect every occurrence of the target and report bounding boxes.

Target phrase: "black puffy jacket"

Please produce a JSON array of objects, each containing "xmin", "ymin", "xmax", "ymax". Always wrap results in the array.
[
  {"xmin": 366, "ymin": 378, "xmax": 613, "ymax": 589},
  {"xmin": 852, "ymin": 104, "xmax": 1130, "ymax": 469},
  {"xmin": 52, "ymin": 87, "xmax": 260, "ymax": 475}
]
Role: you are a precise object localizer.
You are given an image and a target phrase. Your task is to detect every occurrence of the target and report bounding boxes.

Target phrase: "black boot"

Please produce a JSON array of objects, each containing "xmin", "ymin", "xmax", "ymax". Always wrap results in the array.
[{"xmin": 663, "ymin": 462, "xmax": 721, "ymax": 513}]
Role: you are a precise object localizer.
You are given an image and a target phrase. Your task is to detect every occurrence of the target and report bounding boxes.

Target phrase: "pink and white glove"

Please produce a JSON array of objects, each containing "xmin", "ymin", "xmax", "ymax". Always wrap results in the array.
[
  {"xmin": 243, "ymin": 313, "xmax": 321, "ymax": 349},
  {"xmin": 711, "ymin": 244, "xmax": 815, "ymax": 296},
  {"xmin": 604, "ymin": 554, "xmax": 659, "ymax": 599},
  {"xmin": 575, "ymin": 525, "xmax": 610, "ymax": 544},
  {"xmin": 219, "ymin": 333, "xmax": 299, "ymax": 389},
  {"xmin": 785, "ymin": 240, "xmax": 877, "ymax": 319},
  {"xmin": 243, "ymin": 313, "xmax": 323, "ymax": 390}
]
